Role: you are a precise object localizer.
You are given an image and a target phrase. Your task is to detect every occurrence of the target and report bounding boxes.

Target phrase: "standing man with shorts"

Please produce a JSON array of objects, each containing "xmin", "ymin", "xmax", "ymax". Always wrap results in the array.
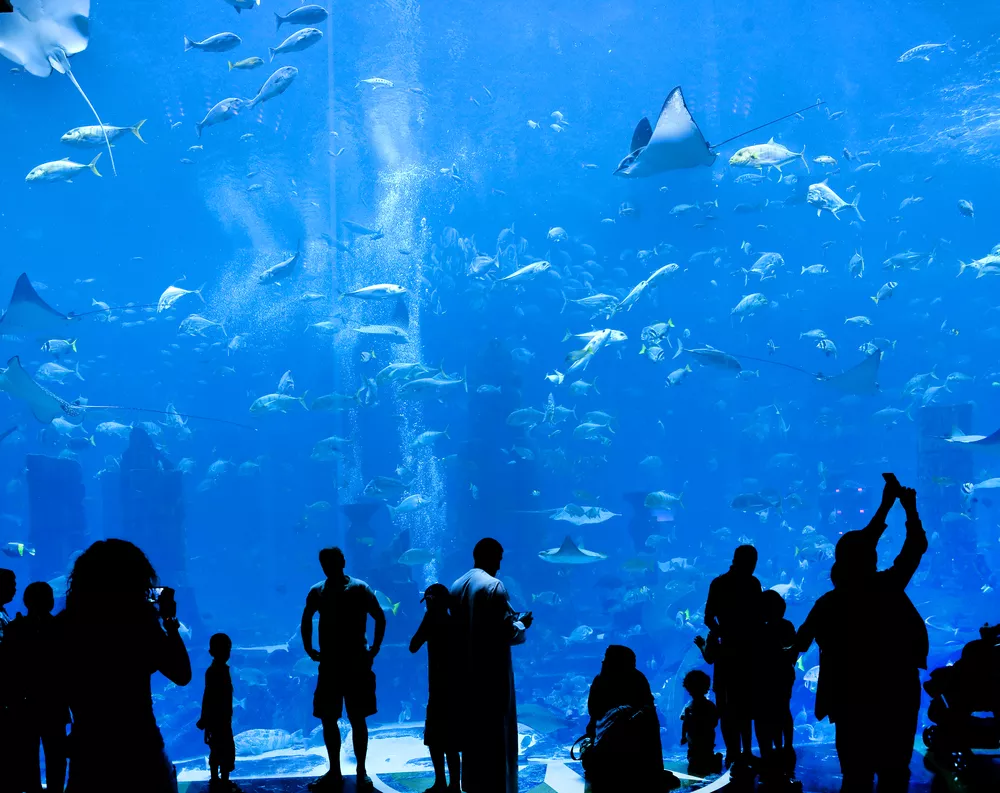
[{"xmin": 302, "ymin": 547, "xmax": 387, "ymax": 792}]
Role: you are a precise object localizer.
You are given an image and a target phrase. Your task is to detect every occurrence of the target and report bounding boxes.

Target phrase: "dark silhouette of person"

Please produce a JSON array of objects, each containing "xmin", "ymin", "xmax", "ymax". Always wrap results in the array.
[
  {"xmin": 301, "ymin": 546, "xmax": 386, "ymax": 792},
  {"xmin": 197, "ymin": 633, "xmax": 238, "ymax": 791},
  {"xmin": 681, "ymin": 669, "xmax": 722, "ymax": 778},
  {"xmin": 409, "ymin": 583, "xmax": 460, "ymax": 792},
  {"xmin": 122, "ymin": 426, "xmax": 173, "ymax": 472},
  {"xmin": 704, "ymin": 544, "xmax": 762, "ymax": 769},
  {"xmin": 56, "ymin": 539, "xmax": 192, "ymax": 793},
  {"xmin": 753, "ymin": 589, "xmax": 798, "ymax": 783},
  {"xmin": 6, "ymin": 581, "xmax": 69, "ymax": 793},
  {"xmin": 584, "ymin": 644, "xmax": 674, "ymax": 790},
  {"xmin": 0, "ymin": 568, "xmax": 17, "ymax": 793},
  {"xmin": 797, "ymin": 476, "xmax": 928, "ymax": 793},
  {"xmin": 450, "ymin": 538, "xmax": 533, "ymax": 793}
]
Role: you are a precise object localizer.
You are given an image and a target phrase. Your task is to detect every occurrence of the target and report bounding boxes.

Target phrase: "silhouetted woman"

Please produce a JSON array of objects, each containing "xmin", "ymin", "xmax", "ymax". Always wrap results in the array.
[{"xmin": 59, "ymin": 539, "xmax": 191, "ymax": 793}]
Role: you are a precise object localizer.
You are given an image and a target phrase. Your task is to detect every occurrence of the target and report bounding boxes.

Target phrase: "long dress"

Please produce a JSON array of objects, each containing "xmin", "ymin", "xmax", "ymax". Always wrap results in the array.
[{"xmin": 450, "ymin": 568, "xmax": 527, "ymax": 793}]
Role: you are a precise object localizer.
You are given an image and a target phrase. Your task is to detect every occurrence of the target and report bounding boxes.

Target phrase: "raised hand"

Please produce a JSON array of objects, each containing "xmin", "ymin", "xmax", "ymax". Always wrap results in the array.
[{"xmin": 898, "ymin": 486, "xmax": 917, "ymax": 515}]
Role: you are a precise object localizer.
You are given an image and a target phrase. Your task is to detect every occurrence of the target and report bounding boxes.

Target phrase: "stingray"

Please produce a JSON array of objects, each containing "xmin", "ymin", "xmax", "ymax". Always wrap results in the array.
[
  {"xmin": 0, "ymin": 355, "xmax": 81, "ymax": 423},
  {"xmin": 537, "ymin": 536, "xmax": 607, "ymax": 564},
  {"xmin": 0, "ymin": 0, "xmax": 117, "ymax": 175},
  {"xmin": 614, "ymin": 87, "xmax": 824, "ymax": 178},
  {"xmin": 944, "ymin": 427, "xmax": 1000, "ymax": 447},
  {"xmin": 0, "ymin": 272, "xmax": 75, "ymax": 337}
]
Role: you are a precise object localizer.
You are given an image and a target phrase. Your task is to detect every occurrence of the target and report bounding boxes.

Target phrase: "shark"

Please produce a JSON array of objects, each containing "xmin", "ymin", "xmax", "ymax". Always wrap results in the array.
[
  {"xmin": 537, "ymin": 536, "xmax": 608, "ymax": 565},
  {"xmin": 0, "ymin": 0, "xmax": 117, "ymax": 175}
]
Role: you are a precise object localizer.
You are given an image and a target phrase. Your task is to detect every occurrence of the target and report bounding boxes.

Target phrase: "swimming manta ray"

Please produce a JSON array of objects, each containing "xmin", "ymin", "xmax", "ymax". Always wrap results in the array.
[
  {"xmin": 537, "ymin": 536, "xmax": 608, "ymax": 565},
  {"xmin": 944, "ymin": 427, "xmax": 1000, "ymax": 447},
  {"xmin": 0, "ymin": 0, "xmax": 117, "ymax": 174},
  {"xmin": 0, "ymin": 273, "xmax": 75, "ymax": 337},
  {"xmin": 615, "ymin": 87, "xmax": 824, "ymax": 178},
  {"xmin": 0, "ymin": 356, "xmax": 82, "ymax": 423}
]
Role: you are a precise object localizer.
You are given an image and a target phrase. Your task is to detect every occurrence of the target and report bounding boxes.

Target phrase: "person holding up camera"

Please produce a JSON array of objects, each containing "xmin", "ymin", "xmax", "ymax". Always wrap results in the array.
[{"xmin": 57, "ymin": 539, "xmax": 191, "ymax": 793}]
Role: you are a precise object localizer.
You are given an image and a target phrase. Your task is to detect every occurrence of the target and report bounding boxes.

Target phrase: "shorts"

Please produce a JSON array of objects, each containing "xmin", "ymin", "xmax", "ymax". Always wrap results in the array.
[
  {"xmin": 423, "ymin": 691, "xmax": 459, "ymax": 749},
  {"xmin": 208, "ymin": 727, "xmax": 236, "ymax": 774},
  {"xmin": 313, "ymin": 660, "xmax": 377, "ymax": 721}
]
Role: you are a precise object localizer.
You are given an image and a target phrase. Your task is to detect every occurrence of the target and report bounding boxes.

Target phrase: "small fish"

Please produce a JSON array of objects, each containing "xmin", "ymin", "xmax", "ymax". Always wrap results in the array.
[
  {"xmin": 228, "ymin": 57, "xmax": 265, "ymax": 71},
  {"xmin": 26, "ymin": 154, "xmax": 102, "ymax": 183},
  {"xmin": 356, "ymin": 77, "xmax": 393, "ymax": 89},
  {"xmin": 184, "ymin": 33, "xmax": 242, "ymax": 53},
  {"xmin": 268, "ymin": 28, "xmax": 323, "ymax": 62}
]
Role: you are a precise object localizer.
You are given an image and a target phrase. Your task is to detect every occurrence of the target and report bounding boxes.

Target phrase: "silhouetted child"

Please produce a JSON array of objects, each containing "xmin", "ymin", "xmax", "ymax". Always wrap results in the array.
[
  {"xmin": 753, "ymin": 590, "xmax": 798, "ymax": 783},
  {"xmin": 6, "ymin": 580, "xmax": 68, "ymax": 793},
  {"xmin": 409, "ymin": 583, "xmax": 460, "ymax": 792},
  {"xmin": 197, "ymin": 633, "xmax": 239, "ymax": 791},
  {"xmin": 681, "ymin": 669, "xmax": 722, "ymax": 777}
]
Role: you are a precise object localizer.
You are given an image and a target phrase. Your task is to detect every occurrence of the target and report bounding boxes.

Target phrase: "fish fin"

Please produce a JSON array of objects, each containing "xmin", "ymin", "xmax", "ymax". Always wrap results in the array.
[
  {"xmin": 184, "ymin": 36, "xmax": 194, "ymax": 52},
  {"xmin": 195, "ymin": 122, "xmax": 203, "ymax": 139},
  {"xmin": 268, "ymin": 47, "xmax": 276, "ymax": 63},
  {"xmin": 275, "ymin": 12, "xmax": 284, "ymax": 31},
  {"xmin": 391, "ymin": 602, "xmax": 400, "ymax": 616},
  {"xmin": 132, "ymin": 120, "xmax": 147, "ymax": 143},
  {"xmin": 593, "ymin": 376, "xmax": 600, "ymax": 395},
  {"xmin": 228, "ymin": 61, "xmax": 234, "ymax": 71},
  {"xmin": 88, "ymin": 153, "xmax": 102, "ymax": 177},
  {"xmin": 799, "ymin": 145, "xmax": 809, "ymax": 173},
  {"xmin": 851, "ymin": 194, "xmax": 864, "ymax": 222},
  {"xmin": 630, "ymin": 117, "xmax": 653, "ymax": 153},
  {"xmin": 74, "ymin": 362, "xmax": 84, "ymax": 381},
  {"xmin": 561, "ymin": 329, "xmax": 573, "ymax": 342}
]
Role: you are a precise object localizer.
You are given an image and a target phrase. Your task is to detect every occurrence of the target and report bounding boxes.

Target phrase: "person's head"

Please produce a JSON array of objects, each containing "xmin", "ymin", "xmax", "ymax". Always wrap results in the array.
[
  {"xmin": 683, "ymin": 669, "xmax": 711, "ymax": 698},
  {"xmin": 66, "ymin": 539, "xmax": 158, "ymax": 616},
  {"xmin": 23, "ymin": 581, "xmax": 54, "ymax": 616},
  {"xmin": 601, "ymin": 644, "xmax": 637, "ymax": 674},
  {"xmin": 732, "ymin": 544, "xmax": 758, "ymax": 575},
  {"xmin": 473, "ymin": 537, "xmax": 504, "ymax": 576},
  {"xmin": 760, "ymin": 589, "xmax": 786, "ymax": 623},
  {"xmin": 421, "ymin": 583, "xmax": 450, "ymax": 612},
  {"xmin": 834, "ymin": 530, "xmax": 878, "ymax": 583},
  {"xmin": 318, "ymin": 546, "xmax": 346, "ymax": 578},
  {"xmin": 0, "ymin": 568, "xmax": 15, "ymax": 606},
  {"xmin": 209, "ymin": 633, "xmax": 232, "ymax": 663}
]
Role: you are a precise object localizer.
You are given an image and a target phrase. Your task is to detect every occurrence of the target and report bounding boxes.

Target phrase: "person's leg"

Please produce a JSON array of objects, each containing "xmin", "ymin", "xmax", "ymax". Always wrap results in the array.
[
  {"xmin": 349, "ymin": 714, "xmax": 370, "ymax": 781},
  {"xmin": 445, "ymin": 749, "xmax": 460, "ymax": 790},
  {"xmin": 429, "ymin": 746, "xmax": 446, "ymax": 787},
  {"xmin": 321, "ymin": 718, "xmax": 344, "ymax": 783},
  {"xmin": 43, "ymin": 724, "xmax": 68, "ymax": 793},
  {"xmin": 836, "ymin": 715, "xmax": 875, "ymax": 793},
  {"xmin": 874, "ymin": 674, "xmax": 921, "ymax": 793}
]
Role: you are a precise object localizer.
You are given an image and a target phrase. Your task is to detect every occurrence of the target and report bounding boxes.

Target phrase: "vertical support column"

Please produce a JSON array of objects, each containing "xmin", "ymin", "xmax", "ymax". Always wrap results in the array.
[{"xmin": 26, "ymin": 454, "xmax": 87, "ymax": 582}]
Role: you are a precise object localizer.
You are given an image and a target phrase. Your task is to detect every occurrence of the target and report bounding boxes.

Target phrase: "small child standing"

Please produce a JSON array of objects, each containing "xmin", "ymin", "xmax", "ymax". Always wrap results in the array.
[
  {"xmin": 197, "ymin": 633, "xmax": 239, "ymax": 791},
  {"xmin": 680, "ymin": 669, "xmax": 722, "ymax": 778},
  {"xmin": 409, "ymin": 583, "xmax": 460, "ymax": 793},
  {"xmin": 753, "ymin": 589, "xmax": 798, "ymax": 782}
]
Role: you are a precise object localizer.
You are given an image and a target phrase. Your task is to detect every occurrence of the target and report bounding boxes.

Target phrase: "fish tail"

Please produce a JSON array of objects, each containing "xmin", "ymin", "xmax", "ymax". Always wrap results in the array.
[
  {"xmin": 268, "ymin": 47, "xmax": 277, "ymax": 63},
  {"xmin": 74, "ymin": 362, "xmax": 84, "ymax": 382},
  {"xmin": 132, "ymin": 119, "xmax": 147, "ymax": 143},
  {"xmin": 70, "ymin": 339, "xmax": 78, "ymax": 353},
  {"xmin": 391, "ymin": 602, "xmax": 401, "ymax": 616},
  {"xmin": 851, "ymin": 193, "xmax": 864, "ymax": 222},
  {"xmin": 799, "ymin": 145, "xmax": 809, "ymax": 174},
  {"xmin": 88, "ymin": 435, "xmax": 95, "ymax": 447},
  {"xmin": 228, "ymin": 61, "xmax": 235, "ymax": 71},
  {"xmin": 870, "ymin": 295, "xmax": 879, "ymax": 305},
  {"xmin": 593, "ymin": 376, "xmax": 600, "ymax": 395},
  {"xmin": 195, "ymin": 122, "xmax": 203, "ymax": 139},
  {"xmin": 560, "ymin": 291, "xmax": 568, "ymax": 314},
  {"xmin": 274, "ymin": 12, "xmax": 284, "ymax": 31},
  {"xmin": 88, "ymin": 153, "xmax": 102, "ymax": 177},
  {"xmin": 183, "ymin": 36, "xmax": 195, "ymax": 52}
]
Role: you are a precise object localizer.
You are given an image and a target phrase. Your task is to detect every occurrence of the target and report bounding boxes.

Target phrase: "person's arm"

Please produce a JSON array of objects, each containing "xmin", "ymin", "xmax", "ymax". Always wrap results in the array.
[
  {"xmin": 409, "ymin": 614, "xmax": 429, "ymax": 654},
  {"xmin": 795, "ymin": 603, "xmax": 818, "ymax": 654},
  {"xmin": 368, "ymin": 589, "xmax": 387, "ymax": 659},
  {"xmin": 159, "ymin": 616, "xmax": 192, "ymax": 686},
  {"xmin": 886, "ymin": 486, "xmax": 928, "ymax": 588},
  {"xmin": 301, "ymin": 587, "xmax": 321, "ymax": 662},
  {"xmin": 704, "ymin": 579, "xmax": 720, "ymax": 632},
  {"xmin": 860, "ymin": 473, "xmax": 900, "ymax": 542},
  {"xmin": 495, "ymin": 583, "xmax": 528, "ymax": 645}
]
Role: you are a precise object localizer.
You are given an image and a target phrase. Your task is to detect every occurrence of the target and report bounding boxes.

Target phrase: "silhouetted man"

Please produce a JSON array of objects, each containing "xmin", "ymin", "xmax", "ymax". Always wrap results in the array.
[
  {"xmin": 0, "ymin": 568, "xmax": 16, "ymax": 793},
  {"xmin": 7, "ymin": 581, "xmax": 68, "ymax": 793},
  {"xmin": 302, "ymin": 547, "xmax": 386, "ymax": 792},
  {"xmin": 450, "ymin": 538, "xmax": 533, "ymax": 793},
  {"xmin": 704, "ymin": 544, "xmax": 761, "ymax": 769},
  {"xmin": 797, "ymin": 476, "xmax": 928, "ymax": 793}
]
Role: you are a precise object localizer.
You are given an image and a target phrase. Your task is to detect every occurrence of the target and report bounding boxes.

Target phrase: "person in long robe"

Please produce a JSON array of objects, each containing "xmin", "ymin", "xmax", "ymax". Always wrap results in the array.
[{"xmin": 450, "ymin": 537, "xmax": 533, "ymax": 793}]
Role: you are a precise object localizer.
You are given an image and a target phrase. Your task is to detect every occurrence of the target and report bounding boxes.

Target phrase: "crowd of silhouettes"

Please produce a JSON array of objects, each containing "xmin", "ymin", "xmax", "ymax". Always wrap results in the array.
[{"xmin": 0, "ymin": 477, "xmax": 936, "ymax": 793}]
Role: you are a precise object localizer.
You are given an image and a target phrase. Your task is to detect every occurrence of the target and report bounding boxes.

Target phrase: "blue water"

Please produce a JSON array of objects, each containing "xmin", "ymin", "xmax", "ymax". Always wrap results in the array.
[{"xmin": 1, "ymin": 0, "xmax": 998, "ymax": 781}]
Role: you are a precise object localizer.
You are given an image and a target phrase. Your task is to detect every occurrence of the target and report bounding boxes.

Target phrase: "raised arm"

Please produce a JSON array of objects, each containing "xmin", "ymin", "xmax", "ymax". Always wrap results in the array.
[
  {"xmin": 859, "ymin": 473, "xmax": 900, "ymax": 543},
  {"xmin": 409, "ymin": 614, "xmax": 429, "ymax": 654},
  {"xmin": 885, "ymin": 486, "xmax": 928, "ymax": 589},
  {"xmin": 301, "ymin": 587, "xmax": 321, "ymax": 662},
  {"xmin": 158, "ymin": 616, "xmax": 192, "ymax": 686}
]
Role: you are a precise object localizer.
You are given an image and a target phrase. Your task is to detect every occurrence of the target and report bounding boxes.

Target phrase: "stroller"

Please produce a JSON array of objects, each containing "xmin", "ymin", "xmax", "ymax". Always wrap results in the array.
[{"xmin": 923, "ymin": 622, "xmax": 1000, "ymax": 788}]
